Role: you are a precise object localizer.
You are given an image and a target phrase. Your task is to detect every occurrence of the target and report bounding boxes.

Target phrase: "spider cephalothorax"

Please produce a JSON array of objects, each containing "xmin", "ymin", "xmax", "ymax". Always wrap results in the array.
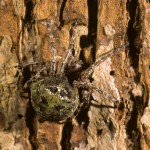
[
  {"xmin": 31, "ymin": 76, "xmax": 79, "ymax": 121},
  {"xmin": 24, "ymin": 19, "xmax": 128, "ymax": 122}
]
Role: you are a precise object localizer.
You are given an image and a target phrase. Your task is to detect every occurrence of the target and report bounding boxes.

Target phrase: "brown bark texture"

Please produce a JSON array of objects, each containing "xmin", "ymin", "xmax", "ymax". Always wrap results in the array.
[{"xmin": 0, "ymin": 0, "xmax": 150, "ymax": 150}]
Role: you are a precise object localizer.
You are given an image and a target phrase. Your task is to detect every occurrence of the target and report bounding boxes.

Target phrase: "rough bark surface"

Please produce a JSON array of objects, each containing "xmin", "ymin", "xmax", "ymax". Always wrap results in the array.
[{"xmin": 0, "ymin": 0, "xmax": 150, "ymax": 150}]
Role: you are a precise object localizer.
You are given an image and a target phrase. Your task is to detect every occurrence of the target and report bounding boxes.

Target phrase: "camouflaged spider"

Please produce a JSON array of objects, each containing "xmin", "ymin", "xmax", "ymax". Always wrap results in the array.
[{"xmin": 23, "ymin": 20, "xmax": 129, "ymax": 122}]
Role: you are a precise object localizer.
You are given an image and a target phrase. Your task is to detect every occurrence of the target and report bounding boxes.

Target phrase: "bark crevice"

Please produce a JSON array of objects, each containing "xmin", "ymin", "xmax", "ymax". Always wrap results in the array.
[
  {"xmin": 61, "ymin": 121, "xmax": 73, "ymax": 150},
  {"xmin": 24, "ymin": 0, "xmax": 34, "ymax": 25},
  {"xmin": 126, "ymin": 0, "xmax": 143, "ymax": 149},
  {"xmin": 59, "ymin": 0, "xmax": 67, "ymax": 26}
]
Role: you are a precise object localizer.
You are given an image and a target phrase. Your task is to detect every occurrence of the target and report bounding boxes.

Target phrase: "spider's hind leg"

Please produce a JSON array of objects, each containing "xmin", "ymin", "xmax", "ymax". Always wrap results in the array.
[
  {"xmin": 81, "ymin": 43, "xmax": 129, "ymax": 79},
  {"xmin": 76, "ymin": 44, "xmax": 129, "ymax": 109},
  {"xmin": 73, "ymin": 80, "xmax": 118, "ymax": 104}
]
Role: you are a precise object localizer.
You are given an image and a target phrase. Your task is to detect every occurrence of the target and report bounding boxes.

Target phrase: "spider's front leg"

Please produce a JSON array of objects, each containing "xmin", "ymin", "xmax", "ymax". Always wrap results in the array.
[
  {"xmin": 11, "ymin": 61, "xmax": 46, "ymax": 88},
  {"xmin": 23, "ymin": 67, "xmax": 47, "ymax": 89},
  {"xmin": 37, "ymin": 19, "xmax": 58, "ymax": 76},
  {"xmin": 73, "ymin": 80, "xmax": 118, "ymax": 103},
  {"xmin": 59, "ymin": 20, "xmax": 84, "ymax": 75}
]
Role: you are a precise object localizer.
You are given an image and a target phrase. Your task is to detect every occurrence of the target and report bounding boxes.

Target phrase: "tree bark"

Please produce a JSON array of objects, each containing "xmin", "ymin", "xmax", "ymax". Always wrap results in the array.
[{"xmin": 0, "ymin": 0, "xmax": 150, "ymax": 150}]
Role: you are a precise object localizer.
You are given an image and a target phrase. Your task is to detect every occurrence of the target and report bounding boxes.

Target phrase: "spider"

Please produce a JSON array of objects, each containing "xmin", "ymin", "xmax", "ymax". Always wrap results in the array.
[{"xmin": 20, "ymin": 19, "xmax": 129, "ymax": 122}]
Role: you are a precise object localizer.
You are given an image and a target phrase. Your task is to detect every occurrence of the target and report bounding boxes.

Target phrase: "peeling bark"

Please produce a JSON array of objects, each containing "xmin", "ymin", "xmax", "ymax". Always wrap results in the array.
[{"xmin": 0, "ymin": 0, "xmax": 150, "ymax": 150}]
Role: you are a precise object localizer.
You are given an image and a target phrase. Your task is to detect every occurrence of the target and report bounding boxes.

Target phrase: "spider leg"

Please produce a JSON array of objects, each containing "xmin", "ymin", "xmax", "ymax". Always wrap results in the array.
[
  {"xmin": 46, "ymin": 21, "xmax": 57, "ymax": 76},
  {"xmin": 37, "ymin": 19, "xmax": 57, "ymax": 76},
  {"xmin": 11, "ymin": 61, "xmax": 44, "ymax": 69},
  {"xmin": 0, "ymin": 61, "xmax": 45, "ymax": 83},
  {"xmin": 73, "ymin": 80, "xmax": 118, "ymax": 102},
  {"xmin": 23, "ymin": 67, "xmax": 46, "ymax": 89},
  {"xmin": 60, "ymin": 21, "xmax": 78, "ymax": 75},
  {"xmin": 81, "ymin": 43, "xmax": 129, "ymax": 79}
]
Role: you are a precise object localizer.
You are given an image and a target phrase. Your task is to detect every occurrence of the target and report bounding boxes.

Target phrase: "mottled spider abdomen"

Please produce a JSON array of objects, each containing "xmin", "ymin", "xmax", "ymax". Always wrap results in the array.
[{"xmin": 31, "ymin": 76, "xmax": 79, "ymax": 121}]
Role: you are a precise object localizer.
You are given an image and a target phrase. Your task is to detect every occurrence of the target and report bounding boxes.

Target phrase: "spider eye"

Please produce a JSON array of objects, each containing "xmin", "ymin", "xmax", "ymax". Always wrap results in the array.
[
  {"xmin": 41, "ymin": 97, "xmax": 48, "ymax": 105},
  {"xmin": 48, "ymin": 86, "xmax": 58, "ymax": 93},
  {"xmin": 60, "ymin": 90, "xmax": 67, "ymax": 97}
]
